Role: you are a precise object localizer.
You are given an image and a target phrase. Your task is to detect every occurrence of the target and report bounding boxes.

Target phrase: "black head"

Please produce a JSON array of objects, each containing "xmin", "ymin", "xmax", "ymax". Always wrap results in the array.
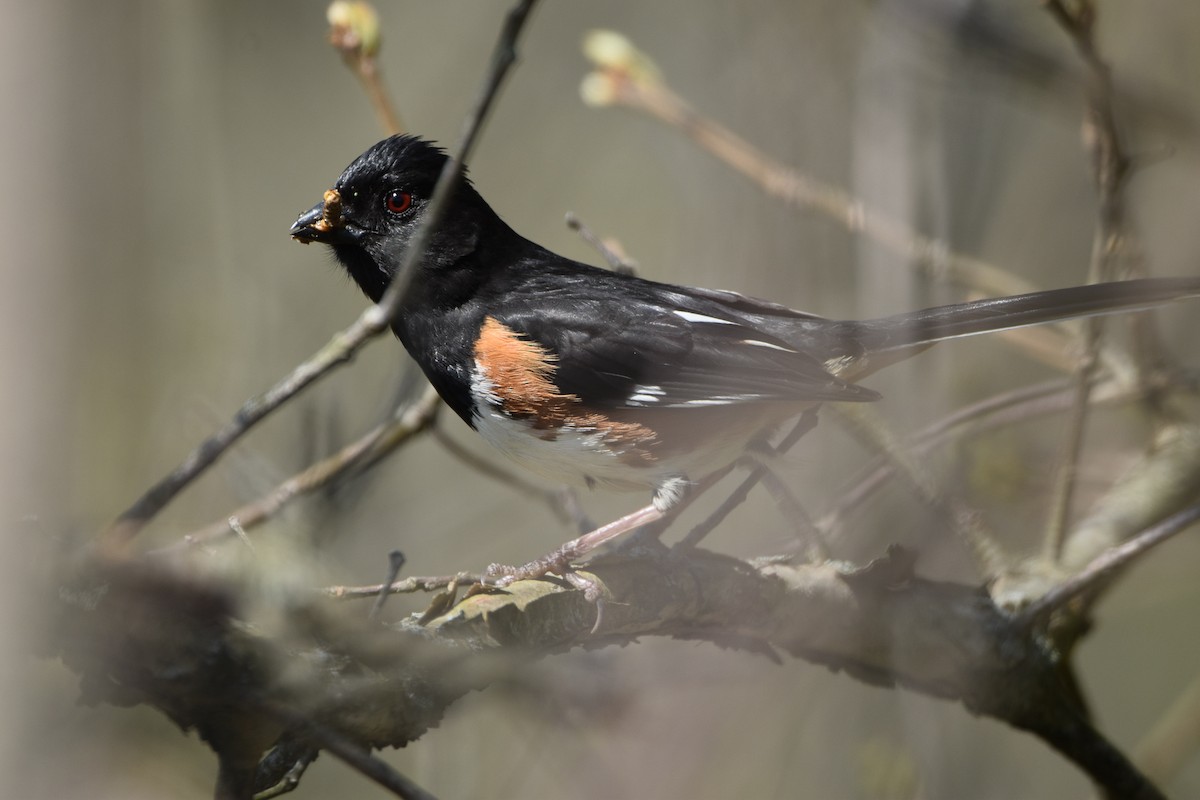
[{"xmin": 291, "ymin": 135, "xmax": 501, "ymax": 303}]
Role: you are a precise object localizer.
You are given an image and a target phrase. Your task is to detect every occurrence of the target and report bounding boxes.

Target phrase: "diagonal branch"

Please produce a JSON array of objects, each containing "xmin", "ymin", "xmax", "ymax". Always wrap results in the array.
[
  {"xmin": 581, "ymin": 30, "xmax": 1041, "ymax": 302},
  {"xmin": 1019, "ymin": 502, "xmax": 1200, "ymax": 627},
  {"xmin": 152, "ymin": 384, "xmax": 441, "ymax": 556},
  {"xmin": 258, "ymin": 704, "xmax": 438, "ymax": 800}
]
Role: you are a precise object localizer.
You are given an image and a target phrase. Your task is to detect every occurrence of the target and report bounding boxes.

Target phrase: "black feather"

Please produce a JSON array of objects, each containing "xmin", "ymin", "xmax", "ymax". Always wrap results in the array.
[{"xmin": 294, "ymin": 135, "xmax": 1200, "ymax": 426}]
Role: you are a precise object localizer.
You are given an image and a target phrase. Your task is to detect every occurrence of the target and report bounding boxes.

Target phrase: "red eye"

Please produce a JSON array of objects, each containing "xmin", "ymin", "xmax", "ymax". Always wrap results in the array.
[{"xmin": 385, "ymin": 190, "xmax": 413, "ymax": 215}]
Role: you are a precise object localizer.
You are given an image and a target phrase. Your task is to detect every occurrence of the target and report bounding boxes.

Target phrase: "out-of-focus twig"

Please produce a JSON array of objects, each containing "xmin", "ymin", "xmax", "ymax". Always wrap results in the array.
[
  {"xmin": 1042, "ymin": 0, "xmax": 1125, "ymax": 561},
  {"xmin": 370, "ymin": 550, "xmax": 407, "ymax": 620},
  {"xmin": 579, "ymin": 26, "xmax": 1163, "ymax": 393},
  {"xmin": 432, "ymin": 425, "xmax": 592, "ymax": 532},
  {"xmin": 326, "ymin": 572, "xmax": 476, "ymax": 599},
  {"xmin": 253, "ymin": 752, "xmax": 317, "ymax": 800},
  {"xmin": 1044, "ymin": 316, "xmax": 1104, "ymax": 560},
  {"xmin": 821, "ymin": 377, "xmax": 1080, "ymax": 536},
  {"xmin": 580, "ymin": 30, "xmax": 1041, "ymax": 302},
  {"xmin": 328, "ymin": 2, "xmax": 404, "ymax": 135},
  {"xmin": 1039, "ymin": 1, "xmax": 1180, "ymax": 568},
  {"xmin": 260, "ymin": 703, "xmax": 439, "ymax": 800},
  {"xmin": 152, "ymin": 384, "xmax": 441, "ymax": 555},
  {"xmin": 1018, "ymin": 501, "xmax": 1200, "ymax": 628},
  {"xmin": 750, "ymin": 452, "xmax": 828, "ymax": 560},
  {"xmin": 1133, "ymin": 671, "xmax": 1200, "ymax": 787},
  {"xmin": 829, "ymin": 403, "xmax": 1006, "ymax": 575},
  {"xmin": 564, "ymin": 211, "xmax": 637, "ymax": 275},
  {"xmin": 679, "ymin": 411, "xmax": 819, "ymax": 549},
  {"xmin": 1058, "ymin": 423, "xmax": 1200, "ymax": 573}
]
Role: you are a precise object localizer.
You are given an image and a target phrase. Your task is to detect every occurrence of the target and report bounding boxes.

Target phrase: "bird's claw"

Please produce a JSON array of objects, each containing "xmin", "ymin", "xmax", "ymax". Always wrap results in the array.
[{"xmin": 482, "ymin": 556, "xmax": 606, "ymax": 633}]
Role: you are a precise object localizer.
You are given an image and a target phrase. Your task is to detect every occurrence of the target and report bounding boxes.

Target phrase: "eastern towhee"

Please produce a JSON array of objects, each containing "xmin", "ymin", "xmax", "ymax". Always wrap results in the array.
[{"xmin": 291, "ymin": 134, "xmax": 1200, "ymax": 579}]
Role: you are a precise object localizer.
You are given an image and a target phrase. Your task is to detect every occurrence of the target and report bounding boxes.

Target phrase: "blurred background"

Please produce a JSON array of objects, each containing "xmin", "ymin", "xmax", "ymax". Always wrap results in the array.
[{"xmin": 3, "ymin": 0, "xmax": 1200, "ymax": 797}]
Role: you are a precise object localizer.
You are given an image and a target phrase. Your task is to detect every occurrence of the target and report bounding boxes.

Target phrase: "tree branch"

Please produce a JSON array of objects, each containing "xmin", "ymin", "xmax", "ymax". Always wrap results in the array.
[
  {"xmin": 52, "ymin": 543, "xmax": 1166, "ymax": 800},
  {"xmin": 581, "ymin": 31, "xmax": 1045, "ymax": 302}
]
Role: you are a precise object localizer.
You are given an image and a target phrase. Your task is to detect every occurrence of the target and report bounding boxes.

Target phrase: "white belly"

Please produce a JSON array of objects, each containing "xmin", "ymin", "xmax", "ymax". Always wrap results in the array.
[
  {"xmin": 471, "ymin": 402, "xmax": 662, "ymax": 491},
  {"xmin": 467, "ymin": 362, "xmax": 787, "ymax": 492}
]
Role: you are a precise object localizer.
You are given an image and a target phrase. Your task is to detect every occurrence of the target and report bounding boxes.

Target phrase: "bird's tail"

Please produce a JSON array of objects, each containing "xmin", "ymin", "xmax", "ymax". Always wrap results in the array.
[{"xmin": 851, "ymin": 277, "xmax": 1200, "ymax": 357}]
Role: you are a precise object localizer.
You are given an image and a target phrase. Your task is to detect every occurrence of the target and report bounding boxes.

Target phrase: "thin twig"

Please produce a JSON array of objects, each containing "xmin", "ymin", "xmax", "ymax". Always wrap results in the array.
[
  {"xmin": 582, "ymin": 33, "xmax": 1044, "ymax": 302},
  {"xmin": 151, "ymin": 385, "xmax": 441, "ymax": 556},
  {"xmin": 1044, "ymin": 317, "xmax": 1104, "ymax": 558},
  {"xmin": 584, "ymin": 32, "xmax": 1160, "ymax": 388},
  {"xmin": 826, "ymin": 380, "xmax": 1070, "ymax": 513},
  {"xmin": 1039, "ymin": 0, "xmax": 1160, "ymax": 562},
  {"xmin": 102, "ymin": 334, "xmax": 372, "ymax": 550},
  {"xmin": 99, "ymin": 0, "xmax": 540, "ymax": 551},
  {"xmin": 328, "ymin": 2, "xmax": 405, "ymax": 135},
  {"xmin": 819, "ymin": 377, "xmax": 1137, "ymax": 536},
  {"xmin": 370, "ymin": 550, "xmax": 407, "ymax": 620},
  {"xmin": 1018, "ymin": 502, "xmax": 1200, "ymax": 628},
  {"xmin": 679, "ymin": 410, "xmax": 820, "ymax": 548},
  {"xmin": 1133, "ymin": 670, "xmax": 1200, "ymax": 787},
  {"xmin": 564, "ymin": 211, "xmax": 637, "ymax": 274},
  {"xmin": 326, "ymin": 572, "xmax": 478, "ymax": 600},
  {"xmin": 432, "ymin": 426, "xmax": 591, "ymax": 531},
  {"xmin": 752, "ymin": 456, "xmax": 828, "ymax": 560},
  {"xmin": 829, "ymin": 403, "xmax": 1006, "ymax": 574},
  {"xmin": 260, "ymin": 704, "xmax": 439, "ymax": 800},
  {"xmin": 253, "ymin": 752, "xmax": 317, "ymax": 800}
]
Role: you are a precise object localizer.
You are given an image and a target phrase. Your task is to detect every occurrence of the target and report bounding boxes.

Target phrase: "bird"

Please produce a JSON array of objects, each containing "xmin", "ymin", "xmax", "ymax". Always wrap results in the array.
[{"xmin": 291, "ymin": 134, "xmax": 1200, "ymax": 580}]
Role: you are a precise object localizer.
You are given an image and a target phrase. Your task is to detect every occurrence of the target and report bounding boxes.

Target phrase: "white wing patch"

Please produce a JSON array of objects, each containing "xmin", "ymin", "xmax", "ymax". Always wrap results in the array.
[
  {"xmin": 741, "ymin": 338, "xmax": 797, "ymax": 353},
  {"xmin": 673, "ymin": 310, "xmax": 737, "ymax": 325},
  {"xmin": 682, "ymin": 395, "xmax": 764, "ymax": 407},
  {"xmin": 627, "ymin": 384, "xmax": 666, "ymax": 406}
]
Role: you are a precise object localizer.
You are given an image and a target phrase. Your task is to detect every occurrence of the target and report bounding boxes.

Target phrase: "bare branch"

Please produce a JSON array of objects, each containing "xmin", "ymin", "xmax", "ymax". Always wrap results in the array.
[
  {"xmin": 822, "ymin": 378, "xmax": 1076, "ymax": 535},
  {"xmin": 1064, "ymin": 421, "xmax": 1200, "ymax": 567},
  {"xmin": 564, "ymin": 211, "xmax": 638, "ymax": 274},
  {"xmin": 1039, "ymin": 0, "xmax": 1177, "ymax": 560},
  {"xmin": 679, "ymin": 410, "xmax": 819, "ymax": 549},
  {"xmin": 325, "ymin": 572, "xmax": 476, "ymax": 599},
  {"xmin": 155, "ymin": 384, "xmax": 440, "ymax": 555},
  {"xmin": 1134, "ymin": 670, "xmax": 1200, "ymax": 787},
  {"xmin": 369, "ymin": 550, "xmax": 407, "ymax": 621},
  {"xmin": 259, "ymin": 704, "xmax": 438, "ymax": 800},
  {"xmin": 54, "ymin": 546, "xmax": 1167, "ymax": 800},
  {"xmin": 1019, "ymin": 502, "xmax": 1200, "ymax": 627},
  {"xmin": 327, "ymin": 2, "xmax": 405, "ymax": 135},
  {"xmin": 821, "ymin": 371, "xmax": 1153, "ymax": 539},
  {"xmin": 252, "ymin": 751, "xmax": 314, "ymax": 800},
  {"xmin": 432, "ymin": 425, "xmax": 591, "ymax": 532},
  {"xmin": 581, "ymin": 31, "xmax": 1044, "ymax": 302},
  {"xmin": 829, "ymin": 403, "xmax": 1007, "ymax": 575}
]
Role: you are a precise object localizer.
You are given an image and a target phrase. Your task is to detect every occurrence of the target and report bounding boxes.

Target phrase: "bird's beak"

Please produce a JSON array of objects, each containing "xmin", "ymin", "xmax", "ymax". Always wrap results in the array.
[{"xmin": 290, "ymin": 188, "xmax": 346, "ymax": 244}]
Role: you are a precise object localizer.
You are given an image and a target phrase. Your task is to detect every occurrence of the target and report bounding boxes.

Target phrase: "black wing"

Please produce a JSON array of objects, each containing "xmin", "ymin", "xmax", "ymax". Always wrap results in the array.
[{"xmin": 485, "ymin": 269, "xmax": 878, "ymax": 411}]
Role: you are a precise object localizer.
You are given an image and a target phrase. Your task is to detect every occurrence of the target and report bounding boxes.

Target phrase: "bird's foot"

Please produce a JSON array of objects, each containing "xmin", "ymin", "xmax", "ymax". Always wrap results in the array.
[{"xmin": 484, "ymin": 553, "xmax": 608, "ymax": 632}]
